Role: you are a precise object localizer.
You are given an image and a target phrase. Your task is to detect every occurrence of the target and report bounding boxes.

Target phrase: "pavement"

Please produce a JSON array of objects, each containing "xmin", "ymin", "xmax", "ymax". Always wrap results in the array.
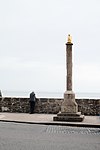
[{"xmin": 0, "ymin": 112, "xmax": 100, "ymax": 128}]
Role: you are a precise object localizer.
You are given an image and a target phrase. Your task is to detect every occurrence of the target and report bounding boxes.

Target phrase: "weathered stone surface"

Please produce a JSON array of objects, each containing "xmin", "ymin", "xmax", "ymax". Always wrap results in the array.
[
  {"xmin": 54, "ymin": 40, "xmax": 84, "ymax": 122},
  {"xmin": 53, "ymin": 111, "xmax": 84, "ymax": 122},
  {"xmin": 61, "ymin": 91, "xmax": 78, "ymax": 113},
  {"xmin": 57, "ymin": 112, "xmax": 82, "ymax": 116},
  {"xmin": 53, "ymin": 114, "xmax": 84, "ymax": 122},
  {"xmin": 0, "ymin": 97, "xmax": 100, "ymax": 115},
  {"xmin": 66, "ymin": 43, "xmax": 73, "ymax": 91}
]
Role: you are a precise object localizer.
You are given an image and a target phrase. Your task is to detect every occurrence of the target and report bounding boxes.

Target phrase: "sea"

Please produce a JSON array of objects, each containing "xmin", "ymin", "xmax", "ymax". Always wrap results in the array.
[{"xmin": 1, "ymin": 90, "xmax": 100, "ymax": 99}]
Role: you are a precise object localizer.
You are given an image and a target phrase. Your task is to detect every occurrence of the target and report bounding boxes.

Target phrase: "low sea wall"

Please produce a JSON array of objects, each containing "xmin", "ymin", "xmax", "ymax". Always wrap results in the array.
[{"xmin": 0, "ymin": 97, "xmax": 100, "ymax": 115}]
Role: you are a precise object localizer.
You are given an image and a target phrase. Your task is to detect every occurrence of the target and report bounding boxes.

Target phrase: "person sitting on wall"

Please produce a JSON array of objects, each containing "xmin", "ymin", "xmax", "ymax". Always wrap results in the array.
[{"xmin": 29, "ymin": 91, "xmax": 36, "ymax": 114}]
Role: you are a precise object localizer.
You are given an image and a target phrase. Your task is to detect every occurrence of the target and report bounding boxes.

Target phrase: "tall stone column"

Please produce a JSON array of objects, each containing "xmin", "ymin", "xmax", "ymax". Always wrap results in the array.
[
  {"xmin": 66, "ymin": 42, "xmax": 73, "ymax": 91},
  {"xmin": 53, "ymin": 35, "xmax": 84, "ymax": 122},
  {"xmin": 61, "ymin": 35, "xmax": 78, "ymax": 113}
]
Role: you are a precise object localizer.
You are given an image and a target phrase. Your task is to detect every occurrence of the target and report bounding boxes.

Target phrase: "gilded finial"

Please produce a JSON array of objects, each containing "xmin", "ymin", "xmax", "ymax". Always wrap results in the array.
[{"xmin": 67, "ymin": 34, "xmax": 72, "ymax": 43}]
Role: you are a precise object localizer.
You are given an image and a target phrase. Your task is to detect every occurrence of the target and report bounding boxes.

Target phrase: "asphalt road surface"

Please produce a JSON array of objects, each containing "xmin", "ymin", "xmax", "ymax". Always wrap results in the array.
[{"xmin": 0, "ymin": 122, "xmax": 100, "ymax": 150}]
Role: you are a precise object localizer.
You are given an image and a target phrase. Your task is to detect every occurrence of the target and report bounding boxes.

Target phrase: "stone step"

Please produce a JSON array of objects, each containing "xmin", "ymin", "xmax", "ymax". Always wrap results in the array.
[
  {"xmin": 57, "ymin": 112, "xmax": 82, "ymax": 117},
  {"xmin": 53, "ymin": 115, "xmax": 84, "ymax": 122}
]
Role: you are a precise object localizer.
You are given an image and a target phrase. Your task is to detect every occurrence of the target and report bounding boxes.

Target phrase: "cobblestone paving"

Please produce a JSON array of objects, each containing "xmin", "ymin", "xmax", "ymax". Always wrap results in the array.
[{"xmin": 46, "ymin": 125, "xmax": 100, "ymax": 135}]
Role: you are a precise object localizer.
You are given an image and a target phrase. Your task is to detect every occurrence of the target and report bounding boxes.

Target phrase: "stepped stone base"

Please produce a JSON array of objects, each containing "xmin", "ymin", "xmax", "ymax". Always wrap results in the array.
[
  {"xmin": 53, "ymin": 112, "xmax": 84, "ymax": 122},
  {"xmin": 53, "ymin": 91, "xmax": 85, "ymax": 122}
]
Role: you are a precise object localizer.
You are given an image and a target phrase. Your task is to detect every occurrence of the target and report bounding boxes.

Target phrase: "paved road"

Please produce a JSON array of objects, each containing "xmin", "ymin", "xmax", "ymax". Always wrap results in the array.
[{"xmin": 0, "ymin": 122, "xmax": 100, "ymax": 150}]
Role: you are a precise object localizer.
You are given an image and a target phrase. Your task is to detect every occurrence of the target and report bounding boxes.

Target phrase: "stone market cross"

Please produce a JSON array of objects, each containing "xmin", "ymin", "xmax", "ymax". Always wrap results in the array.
[{"xmin": 53, "ymin": 35, "xmax": 84, "ymax": 122}]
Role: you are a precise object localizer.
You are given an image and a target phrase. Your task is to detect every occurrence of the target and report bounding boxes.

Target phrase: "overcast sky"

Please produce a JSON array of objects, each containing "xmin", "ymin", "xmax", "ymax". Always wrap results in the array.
[{"xmin": 0, "ymin": 0, "xmax": 100, "ymax": 95}]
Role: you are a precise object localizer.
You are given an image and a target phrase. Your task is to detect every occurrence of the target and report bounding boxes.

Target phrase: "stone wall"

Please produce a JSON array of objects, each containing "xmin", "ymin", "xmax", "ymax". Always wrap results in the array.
[{"xmin": 0, "ymin": 97, "xmax": 100, "ymax": 115}]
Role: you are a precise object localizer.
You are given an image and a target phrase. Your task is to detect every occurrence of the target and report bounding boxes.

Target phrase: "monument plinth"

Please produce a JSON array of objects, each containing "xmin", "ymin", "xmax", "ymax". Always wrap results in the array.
[{"xmin": 53, "ymin": 35, "xmax": 84, "ymax": 122}]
